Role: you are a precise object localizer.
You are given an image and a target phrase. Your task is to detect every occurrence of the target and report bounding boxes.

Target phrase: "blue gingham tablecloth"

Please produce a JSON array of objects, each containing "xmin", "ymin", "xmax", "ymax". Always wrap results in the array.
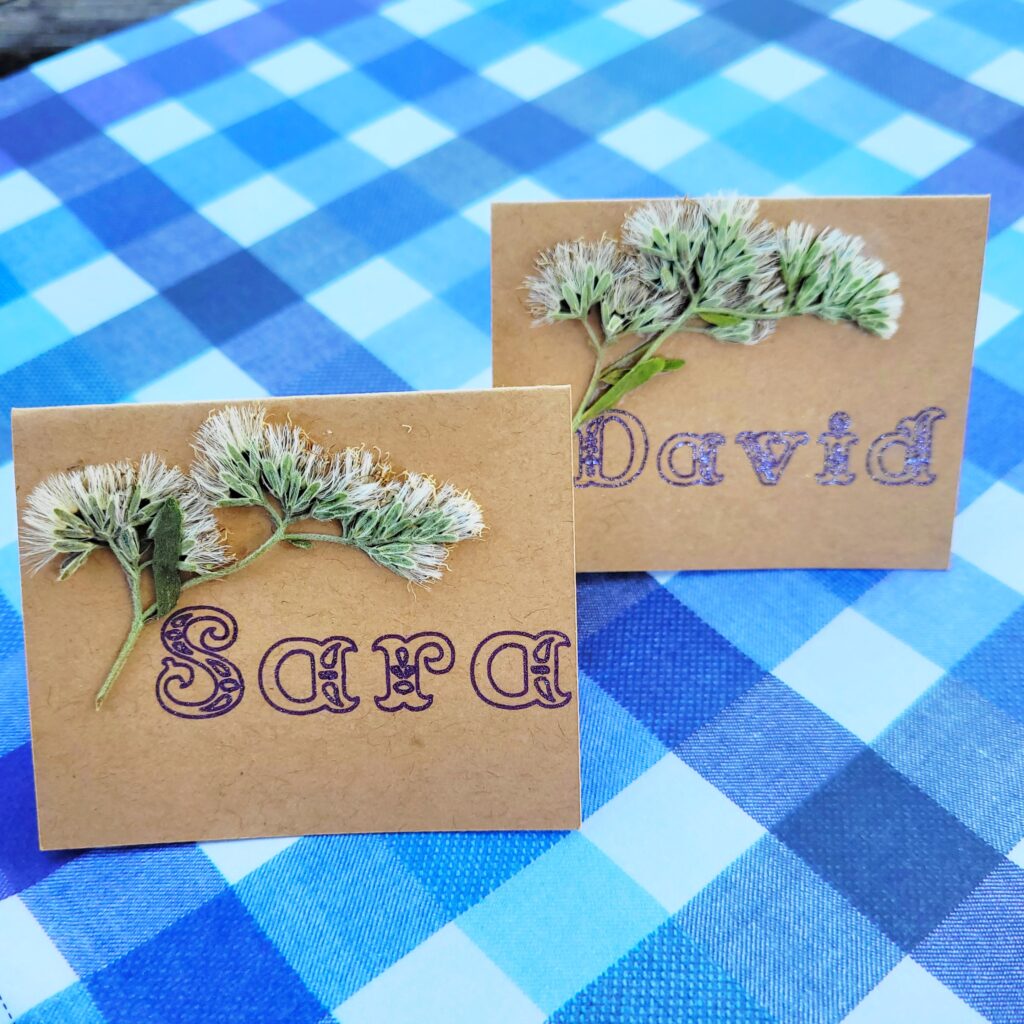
[{"xmin": 1, "ymin": 0, "xmax": 1023, "ymax": 1021}]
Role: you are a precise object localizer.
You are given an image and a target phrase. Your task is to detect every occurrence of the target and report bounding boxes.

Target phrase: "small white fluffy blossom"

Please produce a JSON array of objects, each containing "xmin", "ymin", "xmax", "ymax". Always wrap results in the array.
[
  {"xmin": 22, "ymin": 454, "xmax": 227, "ymax": 577},
  {"xmin": 190, "ymin": 405, "xmax": 485, "ymax": 585},
  {"xmin": 525, "ymin": 238, "xmax": 619, "ymax": 325},
  {"xmin": 523, "ymin": 193, "xmax": 904, "ymax": 428},
  {"xmin": 313, "ymin": 446, "xmax": 390, "ymax": 523},
  {"xmin": 346, "ymin": 472, "xmax": 485, "ymax": 584},
  {"xmin": 191, "ymin": 404, "xmax": 268, "ymax": 507}
]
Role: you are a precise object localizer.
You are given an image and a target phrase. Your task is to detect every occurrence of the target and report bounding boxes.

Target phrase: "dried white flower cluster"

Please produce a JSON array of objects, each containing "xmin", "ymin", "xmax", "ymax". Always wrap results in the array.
[
  {"xmin": 193, "ymin": 405, "xmax": 484, "ymax": 584},
  {"xmin": 22, "ymin": 453, "xmax": 227, "ymax": 580},
  {"xmin": 524, "ymin": 195, "xmax": 903, "ymax": 427},
  {"xmin": 22, "ymin": 405, "xmax": 485, "ymax": 708}
]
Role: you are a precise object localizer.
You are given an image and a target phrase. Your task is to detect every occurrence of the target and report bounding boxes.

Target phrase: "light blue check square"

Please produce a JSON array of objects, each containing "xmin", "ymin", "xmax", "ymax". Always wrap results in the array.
[
  {"xmin": 981, "ymin": 230, "xmax": 1024, "ymax": 306},
  {"xmin": 458, "ymin": 832, "xmax": 668, "ymax": 1014},
  {"xmin": 662, "ymin": 569, "xmax": 847, "ymax": 670},
  {"xmin": 659, "ymin": 139, "xmax": 784, "ymax": 197},
  {"xmin": 32, "ymin": 42, "xmax": 125, "ymax": 92},
  {"xmin": 875, "ymin": 677, "xmax": 1024, "ymax": 853},
  {"xmin": 360, "ymin": 299, "xmax": 488, "ymax": 389},
  {"xmin": 579, "ymin": 669, "xmax": 668, "ymax": 818},
  {"xmin": 855, "ymin": 555, "xmax": 1022, "ymax": 668},
  {"xmin": 784, "ymin": 71, "xmax": 905, "ymax": 144},
  {"xmin": 389, "ymin": 215, "xmax": 489, "ymax": 295},
  {"xmin": 237, "ymin": 834, "xmax": 446, "ymax": 1006},
  {"xmin": 349, "ymin": 106, "xmax": 454, "ymax": 168},
  {"xmin": 334, "ymin": 923, "xmax": 544, "ymax": 1024},
  {"xmin": 200, "ymin": 173, "xmax": 315, "ymax": 246},
  {"xmin": 954, "ymin": 482, "xmax": 1024, "ymax": 595},
  {"xmin": 296, "ymin": 70, "xmax": 403, "ymax": 137},
  {"xmin": 797, "ymin": 148, "xmax": 916, "ymax": 195},
  {"xmin": 0, "ymin": 644, "xmax": 31, "ymax": 757},
  {"xmin": 582, "ymin": 754, "xmax": 764, "ymax": 913},
  {"xmin": 16, "ymin": 983, "xmax": 105, "ymax": 1024},
  {"xmin": 0, "ymin": 169, "xmax": 60, "ymax": 234},
  {"xmin": 308, "ymin": 257, "xmax": 431, "ymax": 340},
  {"xmin": 182, "ymin": 70, "xmax": 284, "ymax": 131},
  {"xmin": 969, "ymin": 50, "xmax": 1024, "ymax": 106},
  {"xmin": 278, "ymin": 138, "xmax": 386, "ymax": 207},
  {"xmin": 544, "ymin": 15, "xmax": 643, "ymax": 65},
  {"xmin": 858, "ymin": 113, "xmax": 970, "ymax": 178},
  {"xmin": 380, "ymin": 0, "xmax": 475, "ymax": 38},
  {"xmin": 722, "ymin": 44, "xmax": 825, "ymax": 101},
  {"xmin": 680, "ymin": 837, "xmax": 902, "ymax": 1023},
  {"xmin": 0, "ymin": 297, "xmax": 71, "ymax": 375},
  {"xmin": 21, "ymin": 846, "xmax": 225, "ymax": 974},
  {"xmin": 831, "ymin": 0, "xmax": 931, "ymax": 41},
  {"xmin": 899, "ymin": 15, "xmax": 1003, "ymax": 77},
  {"xmin": 33, "ymin": 254, "xmax": 155, "ymax": 335},
  {"xmin": 132, "ymin": 347, "xmax": 268, "ymax": 402},
  {"xmin": 101, "ymin": 15, "xmax": 194, "ymax": 62},
  {"xmin": 151, "ymin": 134, "xmax": 263, "ymax": 207},
  {"xmin": 977, "ymin": 318, "xmax": 1024, "ymax": 396},
  {"xmin": 250, "ymin": 40, "xmax": 351, "ymax": 97},
  {"xmin": 662, "ymin": 76, "xmax": 770, "ymax": 135},
  {"xmin": 0, "ymin": 207, "xmax": 104, "ymax": 292},
  {"xmin": 107, "ymin": 100, "xmax": 213, "ymax": 162}
]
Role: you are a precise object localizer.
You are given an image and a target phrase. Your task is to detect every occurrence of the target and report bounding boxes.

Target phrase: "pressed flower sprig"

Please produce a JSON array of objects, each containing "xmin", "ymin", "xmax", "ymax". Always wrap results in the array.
[
  {"xmin": 22, "ymin": 405, "xmax": 484, "ymax": 709},
  {"xmin": 523, "ymin": 196, "xmax": 903, "ymax": 429}
]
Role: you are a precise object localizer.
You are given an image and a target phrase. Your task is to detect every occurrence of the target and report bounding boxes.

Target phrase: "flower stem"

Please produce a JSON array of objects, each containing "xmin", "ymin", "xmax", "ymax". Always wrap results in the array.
[
  {"xmin": 95, "ymin": 571, "xmax": 145, "ymax": 710},
  {"xmin": 572, "ymin": 301, "xmax": 695, "ymax": 427},
  {"xmin": 94, "ymin": 518, "xmax": 288, "ymax": 709},
  {"xmin": 571, "ymin": 316, "xmax": 608, "ymax": 431}
]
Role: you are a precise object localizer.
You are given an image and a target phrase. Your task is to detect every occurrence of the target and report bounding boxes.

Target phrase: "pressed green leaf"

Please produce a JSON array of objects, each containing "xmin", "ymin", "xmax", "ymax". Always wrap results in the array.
[
  {"xmin": 698, "ymin": 311, "xmax": 744, "ymax": 327},
  {"xmin": 152, "ymin": 497, "xmax": 183, "ymax": 618},
  {"xmin": 582, "ymin": 359, "xmax": 665, "ymax": 424},
  {"xmin": 58, "ymin": 549, "xmax": 92, "ymax": 581}
]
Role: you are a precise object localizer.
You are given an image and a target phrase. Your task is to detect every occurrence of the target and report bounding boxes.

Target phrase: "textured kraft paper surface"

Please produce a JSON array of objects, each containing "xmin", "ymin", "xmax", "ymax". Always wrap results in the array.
[
  {"xmin": 14, "ymin": 387, "xmax": 580, "ymax": 849},
  {"xmin": 492, "ymin": 197, "xmax": 987, "ymax": 572}
]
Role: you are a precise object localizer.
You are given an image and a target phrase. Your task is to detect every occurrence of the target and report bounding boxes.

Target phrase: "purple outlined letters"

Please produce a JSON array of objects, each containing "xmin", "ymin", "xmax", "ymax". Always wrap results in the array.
[
  {"xmin": 575, "ymin": 408, "xmax": 947, "ymax": 489},
  {"xmin": 155, "ymin": 610, "xmax": 572, "ymax": 720}
]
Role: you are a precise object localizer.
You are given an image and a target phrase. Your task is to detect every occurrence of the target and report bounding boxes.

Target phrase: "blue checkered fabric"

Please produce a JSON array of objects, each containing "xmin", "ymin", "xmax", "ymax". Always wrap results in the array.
[{"xmin": 1, "ymin": 0, "xmax": 1023, "ymax": 1020}]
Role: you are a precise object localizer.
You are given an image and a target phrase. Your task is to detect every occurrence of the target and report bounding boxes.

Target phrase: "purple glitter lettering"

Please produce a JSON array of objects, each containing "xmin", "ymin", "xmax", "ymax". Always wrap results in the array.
[
  {"xmin": 816, "ymin": 411, "xmax": 859, "ymax": 486},
  {"xmin": 735, "ymin": 430, "xmax": 810, "ymax": 485},
  {"xmin": 867, "ymin": 407, "xmax": 947, "ymax": 486},
  {"xmin": 575, "ymin": 409, "xmax": 648, "ymax": 488},
  {"xmin": 657, "ymin": 432, "xmax": 726, "ymax": 486}
]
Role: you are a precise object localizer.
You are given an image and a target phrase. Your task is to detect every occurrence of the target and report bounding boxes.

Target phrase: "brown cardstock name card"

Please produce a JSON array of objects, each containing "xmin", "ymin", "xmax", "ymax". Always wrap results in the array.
[
  {"xmin": 14, "ymin": 388, "xmax": 579, "ymax": 849},
  {"xmin": 492, "ymin": 196, "xmax": 987, "ymax": 572}
]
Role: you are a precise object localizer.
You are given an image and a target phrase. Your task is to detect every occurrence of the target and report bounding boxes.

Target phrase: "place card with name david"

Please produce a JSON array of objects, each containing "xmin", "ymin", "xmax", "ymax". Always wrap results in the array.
[
  {"xmin": 14, "ymin": 388, "xmax": 579, "ymax": 848},
  {"xmin": 492, "ymin": 196, "xmax": 987, "ymax": 571}
]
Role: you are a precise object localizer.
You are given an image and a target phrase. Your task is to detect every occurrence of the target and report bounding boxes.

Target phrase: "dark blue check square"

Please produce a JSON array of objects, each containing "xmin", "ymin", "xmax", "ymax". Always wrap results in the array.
[
  {"xmin": 365, "ymin": 39, "xmax": 469, "ymax": 100},
  {"xmin": 776, "ymin": 750, "xmax": 1002, "ymax": 948},
  {"xmin": 326, "ymin": 171, "xmax": 449, "ymax": 249},
  {"xmin": 0, "ymin": 743, "xmax": 77, "ymax": 896},
  {"xmin": 581, "ymin": 587, "xmax": 765, "ymax": 747},
  {"xmin": 0, "ymin": 97, "xmax": 95, "ymax": 165},
  {"xmin": 86, "ymin": 890, "xmax": 327, "ymax": 1024},
  {"xmin": 468, "ymin": 104, "xmax": 587, "ymax": 172},
  {"xmin": 69, "ymin": 166, "xmax": 192, "ymax": 249},
  {"xmin": 166, "ymin": 251, "xmax": 299, "ymax": 342},
  {"xmin": 226, "ymin": 101, "xmax": 335, "ymax": 166}
]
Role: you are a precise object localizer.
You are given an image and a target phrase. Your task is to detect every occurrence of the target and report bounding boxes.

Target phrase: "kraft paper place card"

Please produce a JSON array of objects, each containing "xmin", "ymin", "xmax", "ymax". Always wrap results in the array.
[
  {"xmin": 14, "ymin": 387, "xmax": 579, "ymax": 849},
  {"xmin": 492, "ymin": 196, "xmax": 988, "ymax": 572}
]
